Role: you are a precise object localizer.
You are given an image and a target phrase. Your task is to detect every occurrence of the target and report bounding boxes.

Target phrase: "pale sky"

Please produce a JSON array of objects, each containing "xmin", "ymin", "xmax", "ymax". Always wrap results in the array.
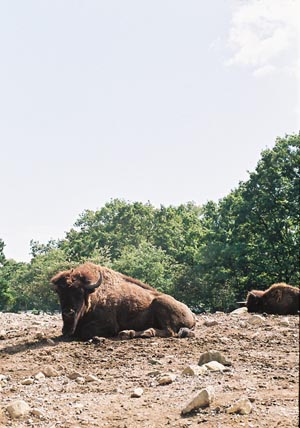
[{"xmin": 1, "ymin": 0, "xmax": 299, "ymax": 262}]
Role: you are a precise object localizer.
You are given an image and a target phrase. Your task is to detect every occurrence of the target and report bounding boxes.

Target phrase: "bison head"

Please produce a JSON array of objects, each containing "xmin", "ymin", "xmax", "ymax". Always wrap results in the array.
[
  {"xmin": 51, "ymin": 263, "xmax": 102, "ymax": 337},
  {"xmin": 246, "ymin": 291, "xmax": 264, "ymax": 313}
]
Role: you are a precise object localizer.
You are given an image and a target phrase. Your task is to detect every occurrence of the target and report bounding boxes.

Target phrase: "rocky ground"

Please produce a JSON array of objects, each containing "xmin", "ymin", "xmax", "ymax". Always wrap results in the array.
[{"xmin": 0, "ymin": 310, "xmax": 299, "ymax": 428}]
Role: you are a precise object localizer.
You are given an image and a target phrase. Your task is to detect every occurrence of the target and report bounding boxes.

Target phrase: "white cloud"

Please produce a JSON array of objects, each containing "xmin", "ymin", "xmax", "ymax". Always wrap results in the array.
[{"xmin": 226, "ymin": 0, "xmax": 300, "ymax": 78}]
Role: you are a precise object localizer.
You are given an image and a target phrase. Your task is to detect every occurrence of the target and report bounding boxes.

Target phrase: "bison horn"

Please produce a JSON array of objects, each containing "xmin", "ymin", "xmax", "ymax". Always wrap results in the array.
[{"xmin": 83, "ymin": 270, "xmax": 103, "ymax": 290}]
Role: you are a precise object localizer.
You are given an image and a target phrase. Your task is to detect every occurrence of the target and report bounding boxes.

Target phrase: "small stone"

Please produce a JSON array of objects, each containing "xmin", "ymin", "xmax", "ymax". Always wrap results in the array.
[
  {"xmin": 0, "ymin": 329, "xmax": 6, "ymax": 339},
  {"xmin": 279, "ymin": 317, "xmax": 289, "ymax": 327},
  {"xmin": 131, "ymin": 387, "xmax": 144, "ymax": 398},
  {"xmin": 68, "ymin": 371, "xmax": 83, "ymax": 380},
  {"xmin": 182, "ymin": 365, "xmax": 208, "ymax": 376},
  {"xmin": 85, "ymin": 374, "xmax": 99, "ymax": 382},
  {"xmin": 227, "ymin": 397, "xmax": 252, "ymax": 415},
  {"xmin": 157, "ymin": 373, "xmax": 177, "ymax": 385},
  {"xmin": 204, "ymin": 319, "xmax": 219, "ymax": 327},
  {"xmin": 21, "ymin": 378, "xmax": 34, "ymax": 385},
  {"xmin": 75, "ymin": 377, "xmax": 85, "ymax": 384},
  {"xmin": 31, "ymin": 408, "xmax": 44, "ymax": 418},
  {"xmin": 248, "ymin": 315, "xmax": 265, "ymax": 325},
  {"xmin": 35, "ymin": 332, "xmax": 45, "ymax": 340},
  {"xmin": 148, "ymin": 358, "xmax": 163, "ymax": 365},
  {"xmin": 239, "ymin": 321, "xmax": 247, "ymax": 328},
  {"xmin": 7, "ymin": 400, "xmax": 30, "ymax": 419},
  {"xmin": 0, "ymin": 374, "xmax": 8, "ymax": 386},
  {"xmin": 230, "ymin": 307, "xmax": 248, "ymax": 315},
  {"xmin": 181, "ymin": 387, "xmax": 215, "ymax": 414},
  {"xmin": 198, "ymin": 350, "xmax": 231, "ymax": 366},
  {"xmin": 35, "ymin": 372, "xmax": 45, "ymax": 381},
  {"xmin": 42, "ymin": 365, "xmax": 59, "ymax": 377},
  {"xmin": 46, "ymin": 338, "xmax": 56, "ymax": 346},
  {"xmin": 204, "ymin": 361, "xmax": 229, "ymax": 372}
]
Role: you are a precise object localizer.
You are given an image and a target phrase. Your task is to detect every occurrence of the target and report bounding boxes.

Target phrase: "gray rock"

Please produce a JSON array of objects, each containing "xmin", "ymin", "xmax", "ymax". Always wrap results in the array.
[
  {"xmin": 182, "ymin": 365, "xmax": 208, "ymax": 376},
  {"xmin": 204, "ymin": 361, "xmax": 229, "ymax": 372},
  {"xmin": 42, "ymin": 365, "xmax": 59, "ymax": 377},
  {"xmin": 227, "ymin": 397, "xmax": 252, "ymax": 415},
  {"xmin": 31, "ymin": 408, "xmax": 44, "ymax": 418},
  {"xmin": 157, "ymin": 373, "xmax": 177, "ymax": 385},
  {"xmin": 248, "ymin": 314, "xmax": 265, "ymax": 325},
  {"xmin": 21, "ymin": 378, "xmax": 34, "ymax": 385},
  {"xmin": 181, "ymin": 387, "xmax": 215, "ymax": 414},
  {"xmin": 198, "ymin": 350, "xmax": 231, "ymax": 366},
  {"xmin": 34, "ymin": 372, "xmax": 46, "ymax": 381},
  {"xmin": 7, "ymin": 400, "xmax": 30, "ymax": 419},
  {"xmin": 85, "ymin": 374, "xmax": 99, "ymax": 382},
  {"xmin": 203, "ymin": 319, "xmax": 219, "ymax": 327},
  {"xmin": 68, "ymin": 371, "xmax": 83, "ymax": 380},
  {"xmin": 131, "ymin": 387, "xmax": 144, "ymax": 398},
  {"xmin": 230, "ymin": 307, "xmax": 248, "ymax": 315},
  {"xmin": 280, "ymin": 317, "xmax": 289, "ymax": 327}
]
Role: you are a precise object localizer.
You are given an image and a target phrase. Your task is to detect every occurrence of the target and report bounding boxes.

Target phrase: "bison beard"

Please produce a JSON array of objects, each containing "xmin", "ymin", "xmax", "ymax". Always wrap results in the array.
[
  {"xmin": 51, "ymin": 262, "xmax": 196, "ymax": 340},
  {"xmin": 246, "ymin": 283, "xmax": 299, "ymax": 315}
]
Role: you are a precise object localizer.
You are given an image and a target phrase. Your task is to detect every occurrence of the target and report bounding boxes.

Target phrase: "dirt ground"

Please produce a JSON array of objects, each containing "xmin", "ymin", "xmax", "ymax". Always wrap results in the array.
[{"xmin": 0, "ymin": 310, "xmax": 299, "ymax": 428}]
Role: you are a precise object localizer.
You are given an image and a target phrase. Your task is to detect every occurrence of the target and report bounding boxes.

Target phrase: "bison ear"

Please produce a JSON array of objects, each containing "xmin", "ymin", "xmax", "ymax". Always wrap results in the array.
[{"xmin": 50, "ymin": 271, "xmax": 70, "ymax": 289}]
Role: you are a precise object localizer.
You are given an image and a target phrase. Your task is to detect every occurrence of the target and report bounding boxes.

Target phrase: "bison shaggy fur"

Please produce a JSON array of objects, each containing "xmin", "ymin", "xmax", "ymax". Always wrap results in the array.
[
  {"xmin": 51, "ymin": 262, "xmax": 196, "ymax": 340},
  {"xmin": 246, "ymin": 283, "xmax": 299, "ymax": 315}
]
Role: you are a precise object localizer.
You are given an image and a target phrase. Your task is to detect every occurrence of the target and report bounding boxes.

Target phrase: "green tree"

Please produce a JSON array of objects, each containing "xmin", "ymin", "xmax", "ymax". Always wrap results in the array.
[{"xmin": 113, "ymin": 240, "xmax": 180, "ymax": 294}]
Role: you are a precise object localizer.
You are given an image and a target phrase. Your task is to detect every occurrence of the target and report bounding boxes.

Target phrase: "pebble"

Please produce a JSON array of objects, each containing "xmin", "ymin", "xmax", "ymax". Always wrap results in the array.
[
  {"xmin": 35, "ymin": 372, "xmax": 46, "ymax": 381},
  {"xmin": 182, "ymin": 365, "xmax": 208, "ymax": 376},
  {"xmin": 230, "ymin": 307, "xmax": 248, "ymax": 315},
  {"xmin": 198, "ymin": 350, "xmax": 231, "ymax": 366},
  {"xmin": 6, "ymin": 400, "xmax": 30, "ymax": 419},
  {"xmin": 68, "ymin": 371, "xmax": 83, "ymax": 380},
  {"xmin": 248, "ymin": 315, "xmax": 265, "ymax": 325},
  {"xmin": 279, "ymin": 317, "xmax": 289, "ymax": 327},
  {"xmin": 157, "ymin": 373, "xmax": 177, "ymax": 385},
  {"xmin": 75, "ymin": 377, "xmax": 86, "ymax": 384},
  {"xmin": 31, "ymin": 408, "xmax": 44, "ymax": 418},
  {"xmin": 21, "ymin": 378, "xmax": 34, "ymax": 385},
  {"xmin": 181, "ymin": 387, "xmax": 215, "ymax": 414},
  {"xmin": 149, "ymin": 358, "xmax": 163, "ymax": 365},
  {"xmin": 85, "ymin": 374, "xmax": 99, "ymax": 382},
  {"xmin": 204, "ymin": 361, "xmax": 229, "ymax": 372},
  {"xmin": 0, "ymin": 329, "xmax": 6, "ymax": 339},
  {"xmin": 131, "ymin": 387, "xmax": 144, "ymax": 398},
  {"xmin": 203, "ymin": 319, "xmax": 219, "ymax": 327},
  {"xmin": 227, "ymin": 397, "xmax": 252, "ymax": 415},
  {"xmin": 43, "ymin": 365, "xmax": 59, "ymax": 377}
]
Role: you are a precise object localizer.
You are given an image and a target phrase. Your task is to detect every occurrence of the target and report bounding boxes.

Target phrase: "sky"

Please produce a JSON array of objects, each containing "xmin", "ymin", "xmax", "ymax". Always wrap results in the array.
[{"xmin": 0, "ymin": 0, "xmax": 299, "ymax": 262}]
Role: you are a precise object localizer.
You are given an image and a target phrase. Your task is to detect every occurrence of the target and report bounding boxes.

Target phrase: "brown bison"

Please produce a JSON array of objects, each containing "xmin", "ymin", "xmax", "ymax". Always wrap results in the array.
[
  {"xmin": 246, "ymin": 283, "xmax": 299, "ymax": 315},
  {"xmin": 51, "ymin": 262, "xmax": 195, "ymax": 340}
]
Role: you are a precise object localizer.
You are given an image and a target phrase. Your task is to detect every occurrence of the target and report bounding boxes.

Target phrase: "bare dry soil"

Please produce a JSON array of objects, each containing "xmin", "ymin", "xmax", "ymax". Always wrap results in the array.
[{"xmin": 0, "ymin": 310, "xmax": 299, "ymax": 428}]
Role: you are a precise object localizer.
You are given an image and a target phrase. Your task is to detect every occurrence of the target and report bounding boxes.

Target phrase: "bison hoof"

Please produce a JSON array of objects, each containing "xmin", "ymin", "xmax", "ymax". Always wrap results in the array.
[
  {"xmin": 91, "ymin": 336, "xmax": 106, "ymax": 345},
  {"xmin": 140, "ymin": 328, "xmax": 156, "ymax": 338},
  {"xmin": 118, "ymin": 330, "xmax": 136, "ymax": 340},
  {"xmin": 178, "ymin": 328, "xmax": 195, "ymax": 338}
]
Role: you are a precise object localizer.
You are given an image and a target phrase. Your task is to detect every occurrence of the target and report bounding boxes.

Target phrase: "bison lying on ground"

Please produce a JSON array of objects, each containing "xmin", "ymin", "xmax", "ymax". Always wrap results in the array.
[
  {"xmin": 246, "ymin": 283, "xmax": 299, "ymax": 315},
  {"xmin": 51, "ymin": 262, "xmax": 195, "ymax": 340}
]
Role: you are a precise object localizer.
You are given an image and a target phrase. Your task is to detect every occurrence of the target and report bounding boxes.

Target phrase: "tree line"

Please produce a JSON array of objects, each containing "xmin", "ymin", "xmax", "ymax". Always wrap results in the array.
[{"xmin": 0, "ymin": 134, "xmax": 299, "ymax": 313}]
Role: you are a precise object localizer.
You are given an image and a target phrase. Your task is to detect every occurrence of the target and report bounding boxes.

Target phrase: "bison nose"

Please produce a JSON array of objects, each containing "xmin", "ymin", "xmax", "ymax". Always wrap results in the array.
[{"xmin": 63, "ymin": 309, "xmax": 75, "ymax": 318}]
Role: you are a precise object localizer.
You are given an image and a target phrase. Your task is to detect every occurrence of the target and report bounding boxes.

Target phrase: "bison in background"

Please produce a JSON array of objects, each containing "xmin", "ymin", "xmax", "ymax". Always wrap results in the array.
[
  {"xmin": 51, "ymin": 262, "xmax": 195, "ymax": 341},
  {"xmin": 246, "ymin": 283, "xmax": 299, "ymax": 315}
]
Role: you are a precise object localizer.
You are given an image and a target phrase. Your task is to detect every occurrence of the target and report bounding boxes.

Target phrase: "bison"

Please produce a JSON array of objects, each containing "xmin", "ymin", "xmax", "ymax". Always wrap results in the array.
[
  {"xmin": 51, "ymin": 262, "xmax": 195, "ymax": 340},
  {"xmin": 246, "ymin": 283, "xmax": 299, "ymax": 315}
]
